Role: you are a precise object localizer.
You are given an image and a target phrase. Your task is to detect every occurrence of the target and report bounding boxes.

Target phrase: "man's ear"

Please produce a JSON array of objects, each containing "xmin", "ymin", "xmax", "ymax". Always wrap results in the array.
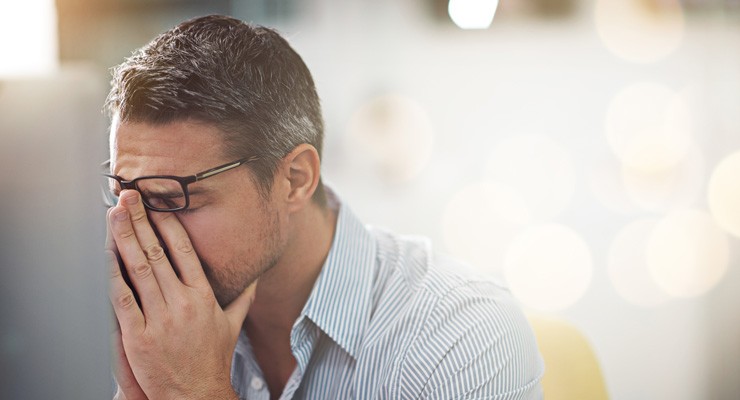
[{"xmin": 281, "ymin": 143, "xmax": 321, "ymax": 213}]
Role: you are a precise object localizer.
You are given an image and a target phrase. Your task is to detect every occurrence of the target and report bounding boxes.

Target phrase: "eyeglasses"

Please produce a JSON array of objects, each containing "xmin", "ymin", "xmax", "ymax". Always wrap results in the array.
[{"xmin": 101, "ymin": 155, "xmax": 261, "ymax": 212}]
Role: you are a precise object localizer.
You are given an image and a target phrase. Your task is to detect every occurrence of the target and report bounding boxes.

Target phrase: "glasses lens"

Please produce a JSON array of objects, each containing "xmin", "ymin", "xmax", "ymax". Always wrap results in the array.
[
  {"xmin": 102, "ymin": 176, "xmax": 120, "ymax": 208},
  {"xmin": 135, "ymin": 178, "xmax": 187, "ymax": 211}
]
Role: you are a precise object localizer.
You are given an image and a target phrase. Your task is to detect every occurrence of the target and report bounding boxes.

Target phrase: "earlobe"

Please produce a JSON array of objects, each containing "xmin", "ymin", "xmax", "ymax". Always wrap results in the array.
[{"xmin": 284, "ymin": 144, "xmax": 321, "ymax": 212}]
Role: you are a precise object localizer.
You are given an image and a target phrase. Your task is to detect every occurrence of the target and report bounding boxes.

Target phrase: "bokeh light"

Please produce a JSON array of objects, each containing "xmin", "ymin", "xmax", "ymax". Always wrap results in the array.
[
  {"xmin": 442, "ymin": 182, "xmax": 532, "ymax": 275},
  {"xmin": 448, "ymin": 0, "xmax": 499, "ymax": 30},
  {"xmin": 0, "ymin": 0, "xmax": 58, "ymax": 77},
  {"xmin": 708, "ymin": 151, "xmax": 740, "ymax": 239},
  {"xmin": 485, "ymin": 134, "xmax": 577, "ymax": 221},
  {"xmin": 608, "ymin": 219, "xmax": 670, "ymax": 307},
  {"xmin": 594, "ymin": 0, "xmax": 685, "ymax": 63},
  {"xmin": 347, "ymin": 93, "xmax": 435, "ymax": 182},
  {"xmin": 647, "ymin": 209, "xmax": 730, "ymax": 298},
  {"xmin": 504, "ymin": 224, "xmax": 593, "ymax": 311},
  {"xmin": 588, "ymin": 156, "xmax": 640, "ymax": 215},
  {"xmin": 622, "ymin": 146, "xmax": 705, "ymax": 212},
  {"xmin": 606, "ymin": 82, "xmax": 693, "ymax": 172}
]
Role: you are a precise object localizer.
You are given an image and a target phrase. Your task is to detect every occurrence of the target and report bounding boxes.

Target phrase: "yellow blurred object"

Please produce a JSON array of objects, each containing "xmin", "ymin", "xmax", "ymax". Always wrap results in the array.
[{"xmin": 529, "ymin": 316, "xmax": 610, "ymax": 400}]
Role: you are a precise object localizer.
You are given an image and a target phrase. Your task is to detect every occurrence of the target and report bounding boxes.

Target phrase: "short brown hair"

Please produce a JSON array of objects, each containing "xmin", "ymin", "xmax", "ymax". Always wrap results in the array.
[{"xmin": 106, "ymin": 15, "xmax": 326, "ymax": 204}]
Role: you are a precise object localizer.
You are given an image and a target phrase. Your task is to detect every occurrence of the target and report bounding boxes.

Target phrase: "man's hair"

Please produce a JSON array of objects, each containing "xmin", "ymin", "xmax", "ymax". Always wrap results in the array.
[{"xmin": 106, "ymin": 15, "xmax": 326, "ymax": 205}]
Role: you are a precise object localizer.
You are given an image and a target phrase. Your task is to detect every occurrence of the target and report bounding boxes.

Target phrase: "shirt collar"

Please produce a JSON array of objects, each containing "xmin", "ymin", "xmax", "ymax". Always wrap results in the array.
[{"xmin": 298, "ymin": 192, "xmax": 376, "ymax": 360}]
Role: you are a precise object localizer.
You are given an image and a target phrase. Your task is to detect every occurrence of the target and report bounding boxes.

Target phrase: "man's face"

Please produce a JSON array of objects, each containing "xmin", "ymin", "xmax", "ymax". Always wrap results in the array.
[{"xmin": 110, "ymin": 118, "xmax": 286, "ymax": 307}]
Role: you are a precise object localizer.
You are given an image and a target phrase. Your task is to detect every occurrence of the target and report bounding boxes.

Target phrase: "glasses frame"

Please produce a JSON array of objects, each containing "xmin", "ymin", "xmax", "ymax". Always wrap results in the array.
[{"xmin": 102, "ymin": 155, "xmax": 261, "ymax": 212}]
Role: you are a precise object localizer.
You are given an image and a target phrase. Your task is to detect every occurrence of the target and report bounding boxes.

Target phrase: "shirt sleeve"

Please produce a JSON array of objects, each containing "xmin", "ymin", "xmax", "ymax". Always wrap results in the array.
[{"xmin": 397, "ymin": 282, "xmax": 545, "ymax": 400}]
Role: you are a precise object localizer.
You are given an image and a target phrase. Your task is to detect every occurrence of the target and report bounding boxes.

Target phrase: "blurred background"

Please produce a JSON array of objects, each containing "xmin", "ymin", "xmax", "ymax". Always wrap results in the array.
[{"xmin": 1, "ymin": 0, "xmax": 739, "ymax": 398}]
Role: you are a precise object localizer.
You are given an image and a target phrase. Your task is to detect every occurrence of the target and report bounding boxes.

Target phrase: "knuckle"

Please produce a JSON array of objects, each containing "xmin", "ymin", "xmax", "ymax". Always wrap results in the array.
[
  {"xmin": 109, "ymin": 263, "xmax": 121, "ymax": 279},
  {"xmin": 143, "ymin": 244, "xmax": 166, "ymax": 262},
  {"xmin": 160, "ymin": 313, "xmax": 174, "ymax": 329},
  {"xmin": 159, "ymin": 212, "xmax": 174, "ymax": 221},
  {"xmin": 118, "ymin": 227, "xmax": 136, "ymax": 240},
  {"xmin": 130, "ymin": 209, "xmax": 147, "ymax": 223},
  {"xmin": 203, "ymin": 295, "xmax": 217, "ymax": 310},
  {"xmin": 131, "ymin": 261, "xmax": 153, "ymax": 278},
  {"xmin": 199, "ymin": 288, "xmax": 217, "ymax": 306},
  {"xmin": 136, "ymin": 332, "xmax": 155, "ymax": 349},
  {"xmin": 151, "ymin": 211, "xmax": 173, "ymax": 223},
  {"xmin": 180, "ymin": 300, "xmax": 196, "ymax": 319},
  {"xmin": 176, "ymin": 237, "xmax": 194, "ymax": 254},
  {"xmin": 105, "ymin": 251, "xmax": 120, "ymax": 277},
  {"xmin": 116, "ymin": 292, "xmax": 137, "ymax": 309}
]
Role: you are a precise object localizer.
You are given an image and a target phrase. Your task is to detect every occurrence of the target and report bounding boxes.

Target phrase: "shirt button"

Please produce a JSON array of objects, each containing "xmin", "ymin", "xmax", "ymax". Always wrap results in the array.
[{"xmin": 250, "ymin": 377, "xmax": 264, "ymax": 391}]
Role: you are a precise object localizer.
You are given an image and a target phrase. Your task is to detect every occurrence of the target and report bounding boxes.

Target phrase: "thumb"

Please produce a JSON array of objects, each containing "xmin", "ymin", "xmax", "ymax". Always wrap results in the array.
[{"xmin": 223, "ymin": 280, "xmax": 258, "ymax": 336}]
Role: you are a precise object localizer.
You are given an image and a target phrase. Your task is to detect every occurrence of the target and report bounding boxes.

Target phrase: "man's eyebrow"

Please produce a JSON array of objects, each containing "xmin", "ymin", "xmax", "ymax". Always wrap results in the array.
[
  {"xmin": 142, "ymin": 189, "xmax": 185, "ymax": 199},
  {"xmin": 143, "ymin": 187, "xmax": 210, "ymax": 198}
]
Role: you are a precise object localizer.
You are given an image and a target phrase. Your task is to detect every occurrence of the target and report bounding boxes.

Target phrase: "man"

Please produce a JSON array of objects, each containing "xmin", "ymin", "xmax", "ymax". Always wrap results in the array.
[{"xmin": 104, "ymin": 15, "xmax": 543, "ymax": 400}]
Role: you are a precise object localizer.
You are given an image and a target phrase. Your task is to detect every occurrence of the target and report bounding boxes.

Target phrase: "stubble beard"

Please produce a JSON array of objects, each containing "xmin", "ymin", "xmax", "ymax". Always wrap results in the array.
[{"xmin": 200, "ymin": 208, "xmax": 284, "ymax": 308}]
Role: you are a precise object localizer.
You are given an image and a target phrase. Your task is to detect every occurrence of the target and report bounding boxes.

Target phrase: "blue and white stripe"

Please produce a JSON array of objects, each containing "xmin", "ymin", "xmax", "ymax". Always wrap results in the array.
[{"xmin": 231, "ymin": 194, "xmax": 544, "ymax": 399}]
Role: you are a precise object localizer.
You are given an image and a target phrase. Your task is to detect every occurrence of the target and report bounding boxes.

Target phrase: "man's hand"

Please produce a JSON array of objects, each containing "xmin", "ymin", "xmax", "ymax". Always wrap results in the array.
[
  {"xmin": 106, "ymin": 190, "xmax": 256, "ymax": 400},
  {"xmin": 106, "ymin": 208, "xmax": 148, "ymax": 400}
]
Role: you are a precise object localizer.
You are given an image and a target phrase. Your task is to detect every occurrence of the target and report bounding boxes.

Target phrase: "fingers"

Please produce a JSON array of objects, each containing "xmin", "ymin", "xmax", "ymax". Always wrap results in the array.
[
  {"xmin": 106, "ymin": 207, "xmax": 116, "ymax": 252},
  {"xmin": 118, "ymin": 191, "xmax": 181, "ymax": 300},
  {"xmin": 110, "ymin": 328, "xmax": 149, "ymax": 400},
  {"xmin": 107, "ymin": 207, "xmax": 143, "ymax": 332},
  {"xmin": 148, "ymin": 210, "xmax": 209, "ymax": 288},
  {"xmin": 107, "ymin": 244, "xmax": 144, "ymax": 333},
  {"xmin": 109, "ymin": 204, "xmax": 167, "ymax": 317},
  {"xmin": 223, "ymin": 280, "xmax": 258, "ymax": 338}
]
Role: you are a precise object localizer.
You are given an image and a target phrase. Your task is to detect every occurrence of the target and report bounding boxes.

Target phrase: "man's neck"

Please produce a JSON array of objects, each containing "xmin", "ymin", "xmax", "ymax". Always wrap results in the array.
[
  {"xmin": 241, "ymin": 200, "xmax": 338, "ymax": 396},
  {"xmin": 244, "ymin": 200, "xmax": 339, "ymax": 340}
]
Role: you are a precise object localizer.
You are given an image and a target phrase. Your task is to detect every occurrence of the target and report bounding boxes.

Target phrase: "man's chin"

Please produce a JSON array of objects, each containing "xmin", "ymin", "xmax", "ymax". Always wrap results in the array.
[
  {"xmin": 210, "ymin": 276, "xmax": 260, "ymax": 309},
  {"xmin": 211, "ymin": 284, "xmax": 244, "ymax": 309}
]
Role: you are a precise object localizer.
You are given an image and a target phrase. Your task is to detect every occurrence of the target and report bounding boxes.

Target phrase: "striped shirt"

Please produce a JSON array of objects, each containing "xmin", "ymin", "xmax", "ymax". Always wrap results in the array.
[{"xmin": 230, "ymin": 195, "xmax": 544, "ymax": 399}]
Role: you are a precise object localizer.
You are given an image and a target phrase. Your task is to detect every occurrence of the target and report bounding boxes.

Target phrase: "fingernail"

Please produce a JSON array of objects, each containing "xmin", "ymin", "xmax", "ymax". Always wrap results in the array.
[
  {"xmin": 114, "ymin": 210, "xmax": 128, "ymax": 221},
  {"xmin": 124, "ymin": 193, "xmax": 139, "ymax": 205}
]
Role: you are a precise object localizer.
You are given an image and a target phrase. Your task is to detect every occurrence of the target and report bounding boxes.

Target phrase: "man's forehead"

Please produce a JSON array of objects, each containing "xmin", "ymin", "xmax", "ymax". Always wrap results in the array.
[
  {"xmin": 111, "ymin": 118, "xmax": 224, "ymax": 148},
  {"xmin": 110, "ymin": 118, "xmax": 228, "ymax": 175}
]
